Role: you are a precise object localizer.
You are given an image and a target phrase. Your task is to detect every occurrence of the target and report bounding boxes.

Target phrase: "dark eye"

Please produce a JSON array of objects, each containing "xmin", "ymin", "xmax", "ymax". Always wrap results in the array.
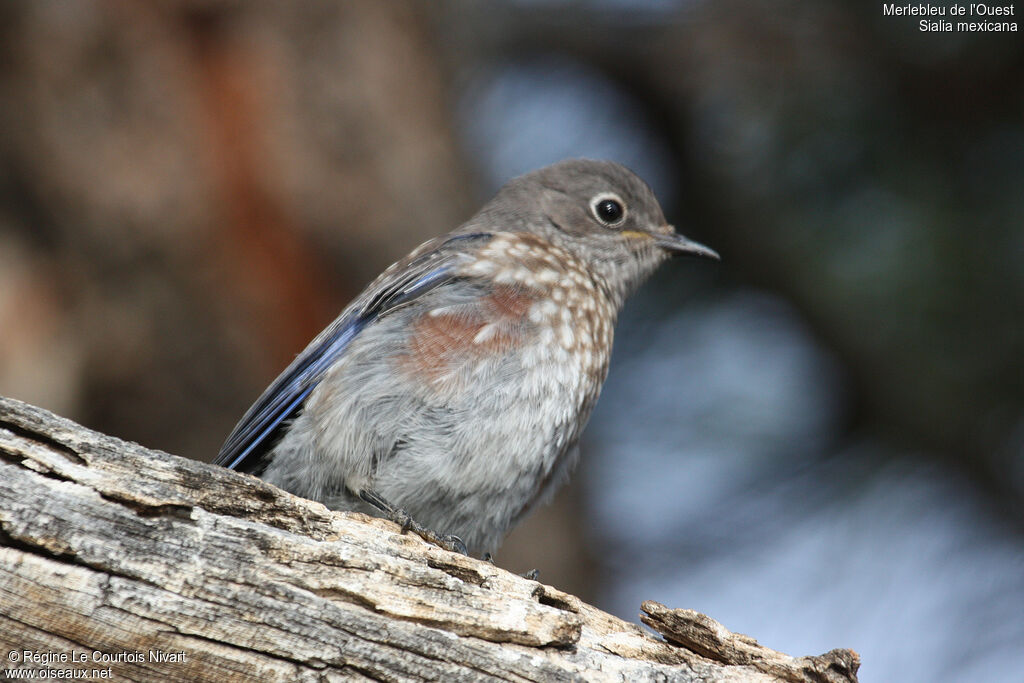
[{"xmin": 591, "ymin": 193, "xmax": 627, "ymax": 227}]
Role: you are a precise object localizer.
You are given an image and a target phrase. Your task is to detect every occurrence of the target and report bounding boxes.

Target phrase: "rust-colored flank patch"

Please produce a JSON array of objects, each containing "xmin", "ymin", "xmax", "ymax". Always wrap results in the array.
[{"xmin": 399, "ymin": 284, "xmax": 539, "ymax": 385}]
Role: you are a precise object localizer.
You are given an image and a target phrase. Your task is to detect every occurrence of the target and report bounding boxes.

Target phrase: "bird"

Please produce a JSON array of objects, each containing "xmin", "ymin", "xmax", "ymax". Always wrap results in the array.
[{"xmin": 216, "ymin": 159, "xmax": 719, "ymax": 557}]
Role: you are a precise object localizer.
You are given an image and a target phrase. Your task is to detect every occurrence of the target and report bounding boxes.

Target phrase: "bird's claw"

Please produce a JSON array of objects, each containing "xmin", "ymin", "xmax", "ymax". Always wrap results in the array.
[
  {"xmin": 440, "ymin": 535, "xmax": 468, "ymax": 555},
  {"xmin": 359, "ymin": 489, "xmax": 468, "ymax": 555}
]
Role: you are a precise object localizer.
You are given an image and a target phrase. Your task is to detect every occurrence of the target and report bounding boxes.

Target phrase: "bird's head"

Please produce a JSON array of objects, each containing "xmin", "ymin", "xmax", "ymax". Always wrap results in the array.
[{"xmin": 482, "ymin": 159, "xmax": 719, "ymax": 305}]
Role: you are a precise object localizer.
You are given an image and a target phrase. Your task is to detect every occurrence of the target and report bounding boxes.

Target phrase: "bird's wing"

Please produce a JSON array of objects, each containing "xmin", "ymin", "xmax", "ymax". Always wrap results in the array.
[{"xmin": 215, "ymin": 232, "xmax": 493, "ymax": 472}]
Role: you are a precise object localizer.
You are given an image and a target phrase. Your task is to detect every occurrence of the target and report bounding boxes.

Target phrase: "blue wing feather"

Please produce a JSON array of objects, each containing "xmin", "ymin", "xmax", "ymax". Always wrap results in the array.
[
  {"xmin": 215, "ymin": 232, "xmax": 490, "ymax": 473},
  {"xmin": 215, "ymin": 312, "xmax": 368, "ymax": 472},
  {"xmin": 217, "ymin": 317, "xmax": 364, "ymax": 470}
]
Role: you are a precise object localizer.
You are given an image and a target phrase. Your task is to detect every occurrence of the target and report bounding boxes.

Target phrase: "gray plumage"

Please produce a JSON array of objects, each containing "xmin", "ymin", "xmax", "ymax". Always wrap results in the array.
[{"xmin": 217, "ymin": 159, "xmax": 718, "ymax": 556}]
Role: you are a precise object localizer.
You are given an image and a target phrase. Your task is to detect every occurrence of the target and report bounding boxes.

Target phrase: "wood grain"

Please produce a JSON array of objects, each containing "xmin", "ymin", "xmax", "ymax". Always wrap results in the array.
[{"xmin": 0, "ymin": 396, "xmax": 858, "ymax": 682}]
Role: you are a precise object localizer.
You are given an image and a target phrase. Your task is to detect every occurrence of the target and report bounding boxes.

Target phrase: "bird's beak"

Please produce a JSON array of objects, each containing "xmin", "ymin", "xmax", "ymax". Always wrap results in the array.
[{"xmin": 654, "ymin": 227, "xmax": 720, "ymax": 261}]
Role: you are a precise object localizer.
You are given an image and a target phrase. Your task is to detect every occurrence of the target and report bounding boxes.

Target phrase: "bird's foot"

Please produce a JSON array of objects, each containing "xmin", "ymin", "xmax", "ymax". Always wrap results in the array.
[
  {"xmin": 481, "ymin": 552, "xmax": 537, "ymax": 579},
  {"xmin": 358, "ymin": 489, "xmax": 468, "ymax": 555}
]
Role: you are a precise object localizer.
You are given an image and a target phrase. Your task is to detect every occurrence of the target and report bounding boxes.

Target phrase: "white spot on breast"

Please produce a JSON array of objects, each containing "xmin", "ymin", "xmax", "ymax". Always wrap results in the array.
[
  {"xmin": 473, "ymin": 323, "xmax": 497, "ymax": 344},
  {"xmin": 494, "ymin": 270, "xmax": 515, "ymax": 285},
  {"xmin": 487, "ymin": 238, "xmax": 511, "ymax": 254},
  {"xmin": 560, "ymin": 327, "xmax": 574, "ymax": 348},
  {"xmin": 536, "ymin": 268, "xmax": 559, "ymax": 284},
  {"xmin": 465, "ymin": 259, "xmax": 497, "ymax": 276}
]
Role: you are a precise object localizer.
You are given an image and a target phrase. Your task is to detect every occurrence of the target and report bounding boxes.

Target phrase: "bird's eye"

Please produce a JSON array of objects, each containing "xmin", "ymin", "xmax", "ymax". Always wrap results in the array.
[{"xmin": 590, "ymin": 193, "xmax": 627, "ymax": 228}]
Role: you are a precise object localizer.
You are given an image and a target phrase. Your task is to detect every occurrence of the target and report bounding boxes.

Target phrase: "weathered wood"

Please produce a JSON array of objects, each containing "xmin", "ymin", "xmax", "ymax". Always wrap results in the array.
[
  {"xmin": 640, "ymin": 603, "xmax": 859, "ymax": 683},
  {"xmin": 0, "ymin": 396, "xmax": 859, "ymax": 681}
]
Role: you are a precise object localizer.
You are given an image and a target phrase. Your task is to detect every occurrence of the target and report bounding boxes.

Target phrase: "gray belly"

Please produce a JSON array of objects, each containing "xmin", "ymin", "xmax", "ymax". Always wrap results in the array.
[{"xmin": 262, "ymin": 339, "xmax": 604, "ymax": 556}]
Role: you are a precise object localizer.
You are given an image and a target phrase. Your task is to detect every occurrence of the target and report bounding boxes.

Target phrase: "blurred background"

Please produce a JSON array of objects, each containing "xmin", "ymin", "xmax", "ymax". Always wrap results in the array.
[{"xmin": 0, "ymin": 1, "xmax": 1021, "ymax": 680}]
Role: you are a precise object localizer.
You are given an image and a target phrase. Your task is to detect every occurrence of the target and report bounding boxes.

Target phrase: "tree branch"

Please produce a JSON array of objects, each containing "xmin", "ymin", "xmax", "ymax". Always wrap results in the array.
[{"xmin": 0, "ymin": 396, "xmax": 858, "ymax": 681}]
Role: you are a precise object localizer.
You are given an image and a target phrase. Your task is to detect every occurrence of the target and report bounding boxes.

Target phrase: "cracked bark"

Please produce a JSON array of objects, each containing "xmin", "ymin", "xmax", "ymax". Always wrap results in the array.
[{"xmin": 0, "ymin": 396, "xmax": 859, "ymax": 682}]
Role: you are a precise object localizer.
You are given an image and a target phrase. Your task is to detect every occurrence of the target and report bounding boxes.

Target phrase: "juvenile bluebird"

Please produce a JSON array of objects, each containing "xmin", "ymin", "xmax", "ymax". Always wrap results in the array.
[{"xmin": 216, "ymin": 159, "xmax": 718, "ymax": 557}]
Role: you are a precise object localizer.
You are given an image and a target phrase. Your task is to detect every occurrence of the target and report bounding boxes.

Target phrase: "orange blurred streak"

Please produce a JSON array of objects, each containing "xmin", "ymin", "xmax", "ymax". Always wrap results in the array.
[{"xmin": 183, "ymin": 7, "xmax": 337, "ymax": 370}]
